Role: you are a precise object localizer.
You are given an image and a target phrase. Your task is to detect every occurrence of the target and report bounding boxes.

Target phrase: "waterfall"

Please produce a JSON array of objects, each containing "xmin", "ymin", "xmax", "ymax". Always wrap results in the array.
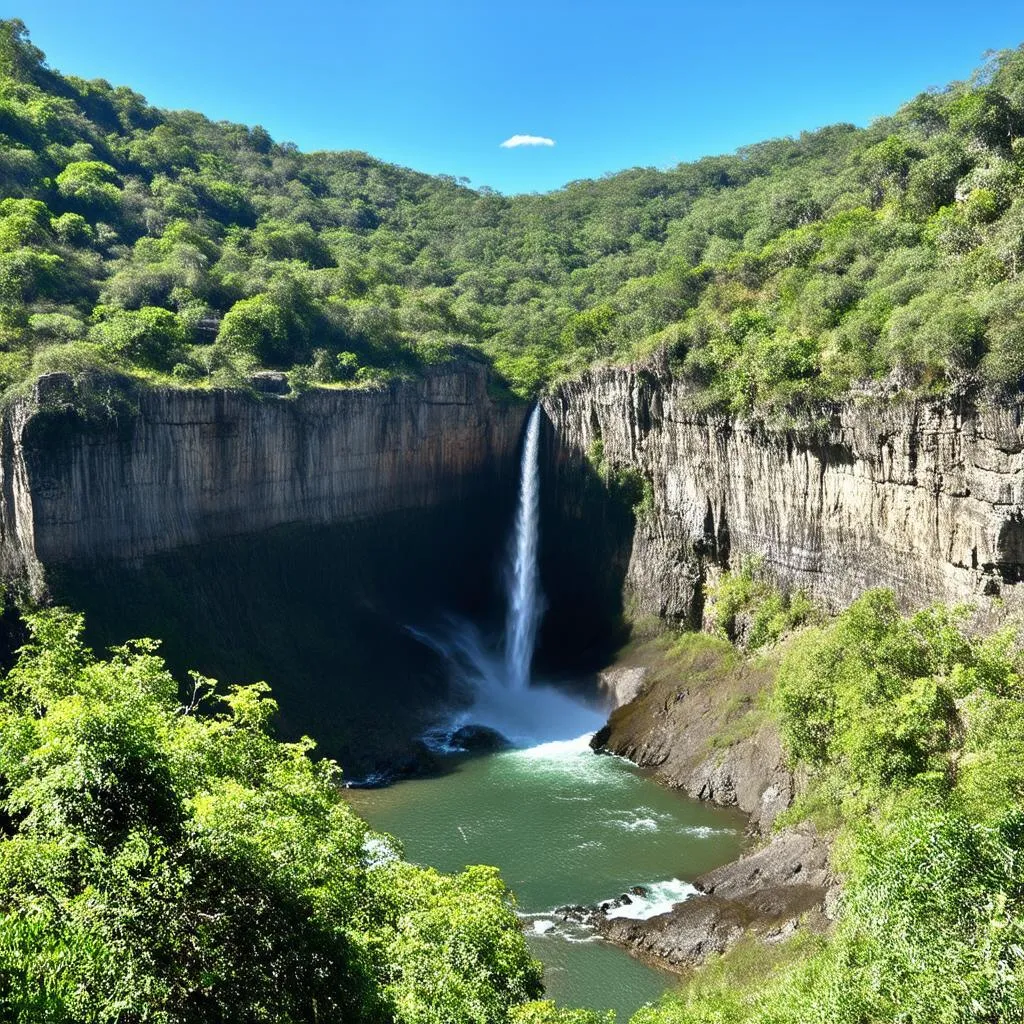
[
  {"xmin": 411, "ymin": 401, "xmax": 603, "ymax": 750},
  {"xmin": 505, "ymin": 405, "xmax": 542, "ymax": 691}
]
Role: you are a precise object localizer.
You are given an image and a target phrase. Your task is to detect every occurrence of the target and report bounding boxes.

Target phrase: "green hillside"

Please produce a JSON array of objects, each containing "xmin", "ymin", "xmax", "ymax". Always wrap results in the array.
[{"xmin": 4, "ymin": 19, "xmax": 1024, "ymax": 403}]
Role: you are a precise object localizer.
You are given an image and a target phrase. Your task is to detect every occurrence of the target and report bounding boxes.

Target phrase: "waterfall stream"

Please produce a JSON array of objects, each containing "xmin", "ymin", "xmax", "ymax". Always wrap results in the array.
[
  {"xmin": 413, "ymin": 404, "xmax": 603, "ymax": 747},
  {"xmin": 504, "ymin": 405, "xmax": 542, "ymax": 693}
]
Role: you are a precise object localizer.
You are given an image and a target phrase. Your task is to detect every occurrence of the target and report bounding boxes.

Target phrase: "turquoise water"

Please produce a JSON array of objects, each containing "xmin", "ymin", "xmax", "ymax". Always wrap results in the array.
[{"xmin": 348, "ymin": 735, "xmax": 748, "ymax": 1020}]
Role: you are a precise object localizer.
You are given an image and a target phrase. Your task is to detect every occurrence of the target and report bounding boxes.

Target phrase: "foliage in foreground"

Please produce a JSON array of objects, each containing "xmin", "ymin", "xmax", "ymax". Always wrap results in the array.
[
  {"xmin": 630, "ymin": 590, "xmax": 1024, "ymax": 1023},
  {"xmin": 0, "ymin": 609, "xmax": 542, "ymax": 1023},
  {"xmin": 1, "ymin": 599, "xmax": 1022, "ymax": 1023},
  {"xmin": 6, "ymin": 20, "xmax": 1024, "ymax": 400}
]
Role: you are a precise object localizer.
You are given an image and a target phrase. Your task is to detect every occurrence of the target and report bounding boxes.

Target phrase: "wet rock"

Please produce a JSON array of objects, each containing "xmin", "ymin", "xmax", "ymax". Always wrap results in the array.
[
  {"xmin": 449, "ymin": 724, "xmax": 512, "ymax": 753},
  {"xmin": 554, "ymin": 904, "xmax": 603, "ymax": 928},
  {"xmin": 598, "ymin": 893, "xmax": 634, "ymax": 913},
  {"xmin": 595, "ymin": 824, "xmax": 836, "ymax": 970},
  {"xmin": 598, "ymin": 893, "xmax": 748, "ymax": 966}
]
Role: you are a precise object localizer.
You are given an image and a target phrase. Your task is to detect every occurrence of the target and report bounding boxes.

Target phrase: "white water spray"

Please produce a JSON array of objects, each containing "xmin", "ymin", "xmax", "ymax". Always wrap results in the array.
[
  {"xmin": 412, "ymin": 404, "xmax": 604, "ymax": 748},
  {"xmin": 505, "ymin": 405, "xmax": 543, "ymax": 692}
]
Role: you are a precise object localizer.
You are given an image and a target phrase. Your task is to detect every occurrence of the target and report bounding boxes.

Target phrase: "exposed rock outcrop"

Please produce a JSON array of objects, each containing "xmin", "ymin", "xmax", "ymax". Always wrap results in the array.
[
  {"xmin": 596, "ymin": 824, "xmax": 835, "ymax": 970},
  {"xmin": 0, "ymin": 363, "xmax": 525, "ymax": 597},
  {"xmin": 591, "ymin": 636, "xmax": 795, "ymax": 833},
  {"xmin": 587, "ymin": 632, "xmax": 827, "ymax": 970},
  {"xmin": 544, "ymin": 360, "xmax": 1024, "ymax": 621},
  {"xmin": 0, "ymin": 363, "xmax": 527, "ymax": 774}
]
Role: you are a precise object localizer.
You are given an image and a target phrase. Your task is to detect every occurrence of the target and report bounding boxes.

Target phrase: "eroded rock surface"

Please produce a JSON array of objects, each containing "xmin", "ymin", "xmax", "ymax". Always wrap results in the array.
[
  {"xmin": 589, "ymin": 825, "xmax": 835, "ymax": 970},
  {"xmin": 589, "ymin": 638, "xmax": 832, "ymax": 970},
  {"xmin": 592, "ymin": 637, "xmax": 794, "ymax": 833},
  {"xmin": 544, "ymin": 360, "xmax": 1024, "ymax": 620}
]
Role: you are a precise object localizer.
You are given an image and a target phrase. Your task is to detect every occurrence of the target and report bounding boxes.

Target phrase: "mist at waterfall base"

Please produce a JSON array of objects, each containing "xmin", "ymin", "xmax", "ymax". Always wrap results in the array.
[{"xmin": 415, "ymin": 404, "xmax": 606, "ymax": 750}]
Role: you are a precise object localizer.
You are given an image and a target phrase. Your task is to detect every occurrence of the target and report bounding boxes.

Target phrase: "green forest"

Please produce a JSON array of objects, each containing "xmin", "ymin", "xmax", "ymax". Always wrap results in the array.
[
  {"xmin": 5, "ymin": 19, "xmax": 1024, "ymax": 404},
  {"xmin": 629, "ymin": 588, "xmax": 1024, "ymax": 1024},
  {"xmin": 4, "ymin": 14, "xmax": 1024, "ymax": 1024}
]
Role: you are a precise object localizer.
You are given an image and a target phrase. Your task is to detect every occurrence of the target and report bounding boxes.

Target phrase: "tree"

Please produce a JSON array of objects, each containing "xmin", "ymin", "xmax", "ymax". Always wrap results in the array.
[
  {"xmin": 54, "ymin": 160, "xmax": 122, "ymax": 219},
  {"xmin": 0, "ymin": 19, "xmax": 46, "ymax": 83},
  {"xmin": 0, "ymin": 609, "xmax": 542, "ymax": 1023},
  {"xmin": 90, "ymin": 306, "xmax": 185, "ymax": 370},
  {"xmin": 216, "ymin": 293, "xmax": 294, "ymax": 366}
]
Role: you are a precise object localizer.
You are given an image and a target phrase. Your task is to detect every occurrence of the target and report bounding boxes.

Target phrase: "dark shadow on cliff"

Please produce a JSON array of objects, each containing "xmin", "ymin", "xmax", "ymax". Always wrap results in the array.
[
  {"xmin": 531, "ymin": 414, "xmax": 637, "ymax": 678},
  {"xmin": 44, "ymin": 410, "xmax": 639, "ymax": 778},
  {"xmin": 48, "ymin": 497, "xmax": 518, "ymax": 780}
]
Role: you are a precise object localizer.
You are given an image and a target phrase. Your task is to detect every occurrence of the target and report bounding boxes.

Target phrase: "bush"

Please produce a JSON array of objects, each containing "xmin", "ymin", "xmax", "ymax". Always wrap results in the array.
[
  {"xmin": 0, "ymin": 609, "xmax": 542, "ymax": 1023},
  {"xmin": 336, "ymin": 350, "xmax": 360, "ymax": 380},
  {"xmin": 54, "ymin": 159, "xmax": 122, "ymax": 217},
  {"xmin": 89, "ymin": 306, "xmax": 185, "ymax": 371},
  {"xmin": 707, "ymin": 559, "xmax": 814, "ymax": 649},
  {"xmin": 49, "ymin": 210, "xmax": 91, "ymax": 244},
  {"xmin": 512, "ymin": 1002, "xmax": 616, "ymax": 1024},
  {"xmin": 216, "ymin": 293, "xmax": 292, "ymax": 366}
]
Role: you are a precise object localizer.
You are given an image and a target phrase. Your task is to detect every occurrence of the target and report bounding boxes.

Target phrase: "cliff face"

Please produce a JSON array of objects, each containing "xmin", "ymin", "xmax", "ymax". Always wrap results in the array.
[
  {"xmin": 1, "ymin": 364, "xmax": 525, "ymax": 595},
  {"xmin": 0, "ymin": 364, "xmax": 527, "ymax": 775},
  {"xmin": 544, "ymin": 361, "xmax": 1024, "ymax": 621}
]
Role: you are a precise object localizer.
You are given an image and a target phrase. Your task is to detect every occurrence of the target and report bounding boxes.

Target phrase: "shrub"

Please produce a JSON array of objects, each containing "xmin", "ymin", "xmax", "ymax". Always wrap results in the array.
[
  {"xmin": 0, "ymin": 609, "xmax": 543, "ymax": 1023},
  {"xmin": 89, "ymin": 306, "xmax": 185, "ymax": 371}
]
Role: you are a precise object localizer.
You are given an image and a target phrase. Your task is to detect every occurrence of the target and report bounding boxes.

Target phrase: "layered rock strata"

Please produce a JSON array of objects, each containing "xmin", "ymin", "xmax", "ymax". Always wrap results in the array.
[
  {"xmin": 0, "ymin": 363, "xmax": 525, "ymax": 596},
  {"xmin": 544, "ymin": 361, "xmax": 1024, "ymax": 622}
]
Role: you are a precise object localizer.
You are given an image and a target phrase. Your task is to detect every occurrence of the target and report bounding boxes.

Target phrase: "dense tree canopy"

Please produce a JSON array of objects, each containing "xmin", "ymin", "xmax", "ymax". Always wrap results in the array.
[
  {"xmin": 4, "ymin": 19, "xmax": 1024, "ymax": 402},
  {"xmin": 0, "ymin": 608, "xmax": 543, "ymax": 1023}
]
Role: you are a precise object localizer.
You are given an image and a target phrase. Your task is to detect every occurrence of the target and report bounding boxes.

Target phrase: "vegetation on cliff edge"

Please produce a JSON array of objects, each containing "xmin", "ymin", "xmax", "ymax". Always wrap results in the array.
[{"xmin": 4, "ymin": 20, "xmax": 1024, "ymax": 403}]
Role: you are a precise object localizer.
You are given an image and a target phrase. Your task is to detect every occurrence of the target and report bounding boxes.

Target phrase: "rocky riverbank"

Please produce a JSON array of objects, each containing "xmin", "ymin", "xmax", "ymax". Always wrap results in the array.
[
  {"xmin": 588, "ymin": 824, "xmax": 835, "ymax": 970},
  {"xmin": 582, "ymin": 633, "xmax": 836, "ymax": 971},
  {"xmin": 593, "ymin": 633, "xmax": 796, "ymax": 833}
]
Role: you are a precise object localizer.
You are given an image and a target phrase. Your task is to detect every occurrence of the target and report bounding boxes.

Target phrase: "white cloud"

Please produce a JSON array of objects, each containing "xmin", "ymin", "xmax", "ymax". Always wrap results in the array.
[{"xmin": 500, "ymin": 134, "xmax": 555, "ymax": 149}]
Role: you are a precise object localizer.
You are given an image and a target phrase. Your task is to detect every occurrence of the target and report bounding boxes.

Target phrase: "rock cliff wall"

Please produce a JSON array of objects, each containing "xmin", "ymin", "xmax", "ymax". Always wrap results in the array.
[
  {"xmin": 0, "ymin": 363, "xmax": 526, "ymax": 597},
  {"xmin": 0, "ymin": 363, "xmax": 527, "ymax": 774},
  {"xmin": 544, "ymin": 360, "xmax": 1024, "ymax": 621}
]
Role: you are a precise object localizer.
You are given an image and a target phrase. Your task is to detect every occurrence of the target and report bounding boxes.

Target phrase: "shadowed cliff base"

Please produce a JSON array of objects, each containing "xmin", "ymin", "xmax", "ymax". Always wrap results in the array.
[
  {"xmin": 48, "ymin": 503, "xmax": 517, "ymax": 779},
  {"xmin": 45, "ymin": 422, "xmax": 641, "ymax": 778}
]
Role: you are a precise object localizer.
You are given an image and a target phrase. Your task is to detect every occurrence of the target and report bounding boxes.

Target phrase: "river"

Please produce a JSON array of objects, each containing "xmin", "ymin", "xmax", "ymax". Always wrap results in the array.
[{"xmin": 347, "ymin": 735, "xmax": 747, "ymax": 1020}]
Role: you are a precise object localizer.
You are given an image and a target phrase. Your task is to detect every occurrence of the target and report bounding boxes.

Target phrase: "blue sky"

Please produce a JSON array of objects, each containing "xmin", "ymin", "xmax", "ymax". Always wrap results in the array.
[{"xmin": 13, "ymin": 1, "xmax": 1024, "ymax": 194}]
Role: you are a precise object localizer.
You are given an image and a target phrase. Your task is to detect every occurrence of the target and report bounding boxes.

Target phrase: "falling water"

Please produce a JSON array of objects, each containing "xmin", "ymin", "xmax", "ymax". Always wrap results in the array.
[
  {"xmin": 505, "ymin": 405, "xmax": 543, "ymax": 692},
  {"xmin": 410, "ymin": 403, "xmax": 602, "ymax": 748}
]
